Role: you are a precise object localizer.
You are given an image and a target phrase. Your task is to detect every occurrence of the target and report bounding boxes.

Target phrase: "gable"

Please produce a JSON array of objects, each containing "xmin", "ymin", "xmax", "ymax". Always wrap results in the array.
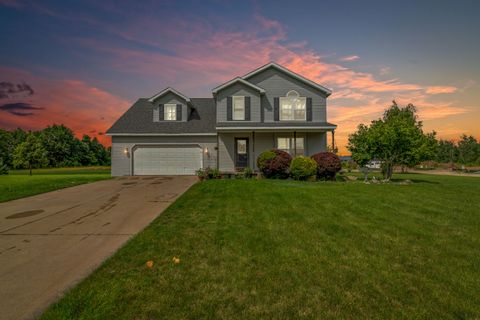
[
  {"xmin": 212, "ymin": 77, "xmax": 265, "ymax": 95},
  {"xmin": 242, "ymin": 63, "xmax": 332, "ymax": 96},
  {"xmin": 148, "ymin": 87, "xmax": 191, "ymax": 104}
]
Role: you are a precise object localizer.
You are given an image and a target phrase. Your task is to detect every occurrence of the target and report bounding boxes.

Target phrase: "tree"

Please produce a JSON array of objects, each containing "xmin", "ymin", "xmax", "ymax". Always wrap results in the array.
[
  {"xmin": 348, "ymin": 101, "xmax": 436, "ymax": 180},
  {"xmin": 436, "ymin": 140, "xmax": 458, "ymax": 164},
  {"xmin": 457, "ymin": 135, "xmax": 480, "ymax": 165},
  {"xmin": 0, "ymin": 129, "xmax": 14, "ymax": 167},
  {"xmin": 12, "ymin": 133, "xmax": 49, "ymax": 175},
  {"xmin": 40, "ymin": 124, "xmax": 78, "ymax": 167}
]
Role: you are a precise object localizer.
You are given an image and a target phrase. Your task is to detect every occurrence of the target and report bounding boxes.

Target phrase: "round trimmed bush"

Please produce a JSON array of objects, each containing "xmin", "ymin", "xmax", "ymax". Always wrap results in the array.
[
  {"xmin": 257, "ymin": 149, "xmax": 292, "ymax": 179},
  {"xmin": 311, "ymin": 152, "xmax": 341, "ymax": 180},
  {"xmin": 290, "ymin": 156, "xmax": 317, "ymax": 180}
]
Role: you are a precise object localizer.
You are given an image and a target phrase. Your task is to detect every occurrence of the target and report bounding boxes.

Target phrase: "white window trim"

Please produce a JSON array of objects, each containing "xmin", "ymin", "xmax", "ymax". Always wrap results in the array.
[
  {"xmin": 164, "ymin": 103, "xmax": 177, "ymax": 121},
  {"xmin": 276, "ymin": 136, "xmax": 305, "ymax": 155},
  {"xmin": 279, "ymin": 95, "xmax": 306, "ymax": 121},
  {"xmin": 232, "ymin": 96, "xmax": 245, "ymax": 121}
]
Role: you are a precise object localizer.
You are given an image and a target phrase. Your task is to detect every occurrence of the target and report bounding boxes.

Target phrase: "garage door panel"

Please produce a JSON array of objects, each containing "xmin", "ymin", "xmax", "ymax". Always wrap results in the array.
[{"xmin": 133, "ymin": 147, "xmax": 202, "ymax": 175}]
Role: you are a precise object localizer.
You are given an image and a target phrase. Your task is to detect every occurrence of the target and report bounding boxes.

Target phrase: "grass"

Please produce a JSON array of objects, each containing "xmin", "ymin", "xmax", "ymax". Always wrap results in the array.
[
  {"xmin": 0, "ymin": 166, "xmax": 111, "ymax": 202},
  {"xmin": 41, "ymin": 174, "xmax": 480, "ymax": 319}
]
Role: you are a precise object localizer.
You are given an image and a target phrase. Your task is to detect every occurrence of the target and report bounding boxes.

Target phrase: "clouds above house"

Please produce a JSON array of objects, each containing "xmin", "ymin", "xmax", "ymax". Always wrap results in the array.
[{"xmin": 0, "ymin": 0, "xmax": 478, "ymax": 151}]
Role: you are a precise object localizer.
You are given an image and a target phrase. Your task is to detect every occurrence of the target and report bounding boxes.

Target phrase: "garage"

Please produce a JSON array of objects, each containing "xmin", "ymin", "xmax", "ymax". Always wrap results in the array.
[{"xmin": 133, "ymin": 146, "xmax": 202, "ymax": 175}]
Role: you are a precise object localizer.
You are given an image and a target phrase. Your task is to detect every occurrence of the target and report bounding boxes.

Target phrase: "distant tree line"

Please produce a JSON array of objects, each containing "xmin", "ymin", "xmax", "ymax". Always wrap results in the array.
[
  {"xmin": 435, "ymin": 135, "xmax": 480, "ymax": 165},
  {"xmin": 0, "ymin": 125, "xmax": 110, "ymax": 174}
]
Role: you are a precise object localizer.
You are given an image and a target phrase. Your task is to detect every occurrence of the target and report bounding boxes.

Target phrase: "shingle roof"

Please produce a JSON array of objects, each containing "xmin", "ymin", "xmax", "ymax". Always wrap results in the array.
[{"xmin": 106, "ymin": 98, "xmax": 216, "ymax": 134}]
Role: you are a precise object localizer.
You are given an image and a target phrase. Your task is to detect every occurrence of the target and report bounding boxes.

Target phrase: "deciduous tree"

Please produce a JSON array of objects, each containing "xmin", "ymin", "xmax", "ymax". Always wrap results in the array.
[
  {"xmin": 12, "ymin": 133, "xmax": 49, "ymax": 175},
  {"xmin": 348, "ymin": 101, "xmax": 437, "ymax": 180}
]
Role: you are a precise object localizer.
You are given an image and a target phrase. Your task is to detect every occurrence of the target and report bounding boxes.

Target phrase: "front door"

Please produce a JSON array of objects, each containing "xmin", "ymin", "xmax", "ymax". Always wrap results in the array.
[{"xmin": 235, "ymin": 138, "xmax": 249, "ymax": 169}]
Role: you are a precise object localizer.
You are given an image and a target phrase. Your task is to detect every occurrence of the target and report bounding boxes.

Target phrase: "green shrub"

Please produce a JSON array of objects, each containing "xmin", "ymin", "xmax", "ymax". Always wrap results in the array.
[
  {"xmin": 257, "ymin": 151, "xmax": 276, "ymax": 170},
  {"xmin": 290, "ymin": 156, "xmax": 317, "ymax": 180},
  {"xmin": 208, "ymin": 168, "xmax": 221, "ymax": 179},
  {"xmin": 195, "ymin": 167, "xmax": 221, "ymax": 180},
  {"xmin": 234, "ymin": 167, "xmax": 254, "ymax": 179},
  {"xmin": 257, "ymin": 149, "xmax": 292, "ymax": 179},
  {"xmin": 243, "ymin": 167, "xmax": 254, "ymax": 178}
]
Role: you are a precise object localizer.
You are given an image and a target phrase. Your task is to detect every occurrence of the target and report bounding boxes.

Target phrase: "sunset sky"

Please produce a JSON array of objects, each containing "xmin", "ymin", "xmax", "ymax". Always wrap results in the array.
[{"xmin": 1, "ymin": 0, "xmax": 479, "ymax": 153}]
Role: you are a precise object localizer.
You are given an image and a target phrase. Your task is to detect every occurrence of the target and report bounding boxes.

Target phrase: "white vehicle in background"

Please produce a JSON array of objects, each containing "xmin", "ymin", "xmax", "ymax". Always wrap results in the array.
[{"xmin": 366, "ymin": 160, "xmax": 382, "ymax": 169}]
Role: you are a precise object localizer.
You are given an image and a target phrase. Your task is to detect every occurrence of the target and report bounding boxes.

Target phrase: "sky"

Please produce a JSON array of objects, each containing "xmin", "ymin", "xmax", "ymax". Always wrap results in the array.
[{"xmin": 0, "ymin": 0, "xmax": 479, "ymax": 153}]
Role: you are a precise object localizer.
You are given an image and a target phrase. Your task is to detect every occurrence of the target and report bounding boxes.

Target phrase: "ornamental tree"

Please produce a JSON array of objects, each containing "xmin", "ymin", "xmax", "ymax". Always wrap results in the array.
[{"xmin": 348, "ymin": 101, "xmax": 437, "ymax": 180}]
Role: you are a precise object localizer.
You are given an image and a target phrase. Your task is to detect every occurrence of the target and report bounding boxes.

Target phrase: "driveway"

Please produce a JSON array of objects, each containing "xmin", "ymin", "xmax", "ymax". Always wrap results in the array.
[{"xmin": 0, "ymin": 176, "xmax": 196, "ymax": 320}]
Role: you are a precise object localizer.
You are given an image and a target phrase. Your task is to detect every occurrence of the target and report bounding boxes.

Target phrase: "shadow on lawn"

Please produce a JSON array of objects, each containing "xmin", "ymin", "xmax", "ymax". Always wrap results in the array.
[{"xmin": 390, "ymin": 177, "xmax": 440, "ymax": 184}]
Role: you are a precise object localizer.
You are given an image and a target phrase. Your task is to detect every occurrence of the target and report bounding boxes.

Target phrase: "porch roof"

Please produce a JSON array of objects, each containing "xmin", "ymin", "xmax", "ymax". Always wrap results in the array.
[{"xmin": 216, "ymin": 121, "xmax": 337, "ymax": 131}]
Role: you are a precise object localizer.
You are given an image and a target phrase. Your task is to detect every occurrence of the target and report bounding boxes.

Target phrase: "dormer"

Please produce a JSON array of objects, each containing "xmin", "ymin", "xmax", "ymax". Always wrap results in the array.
[{"xmin": 149, "ymin": 87, "xmax": 191, "ymax": 122}]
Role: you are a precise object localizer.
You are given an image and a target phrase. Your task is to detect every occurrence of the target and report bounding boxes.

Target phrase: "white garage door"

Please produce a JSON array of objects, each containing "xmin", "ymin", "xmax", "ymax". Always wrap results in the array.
[{"xmin": 133, "ymin": 146, "xmax": 202, "ymax": 175}]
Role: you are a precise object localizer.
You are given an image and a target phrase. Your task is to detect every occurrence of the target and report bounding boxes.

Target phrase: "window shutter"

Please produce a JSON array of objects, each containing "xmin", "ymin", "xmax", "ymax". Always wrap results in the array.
[
  {"xmin": 245, "ymin": 97, "xmax": 251, "ymax": 121},
  {"xmin": 153, "ymin": 106, "xmax": 159, "ymax": 122},
  {"xmin": 227, "ymin": 96, "xmax": 232, "ymax": 121},
  {"xmin": 176, "ymin": 104, "xmax": 182, "ymax": 121},
  {"xmin": 158, "ymin": 104, "xmax": 164, "ymax": 121},
  {"xmin": 306, "ymin": 98, "xmax": 312, "ymax": 121},
  {"xmin": 274, "ymin": 97, "xmax": 279, "ymax": 121}
]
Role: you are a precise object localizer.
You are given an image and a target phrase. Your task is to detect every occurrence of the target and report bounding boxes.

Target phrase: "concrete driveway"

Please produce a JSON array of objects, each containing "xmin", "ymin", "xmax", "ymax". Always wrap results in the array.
[{"xmin": 0, "ymin": 176, "xmax": 196, "ymax": 320}]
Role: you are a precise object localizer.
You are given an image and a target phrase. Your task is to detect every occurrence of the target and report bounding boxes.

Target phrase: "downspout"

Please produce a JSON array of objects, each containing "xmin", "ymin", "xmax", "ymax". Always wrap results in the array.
[
  {"xmin": 252, "ymin": 131, "xmax": 255, "ymax": 170},
  {"xmin": 294, "ymin": 131, "xmax": 297, "ymax": 156},
  {"xmin": 216, "ymin": 133, "xmax": 219, "ymax": 170}
]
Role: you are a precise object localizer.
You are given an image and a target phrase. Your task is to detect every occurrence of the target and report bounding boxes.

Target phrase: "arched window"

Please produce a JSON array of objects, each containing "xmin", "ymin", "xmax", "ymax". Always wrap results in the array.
[
  {"xmin": 280, "ymin": 90, "xmax": 306, "ymax": 121},
  {"xmin": 286, "ymin": 90, "xmax": 299, "ymax": 98}
]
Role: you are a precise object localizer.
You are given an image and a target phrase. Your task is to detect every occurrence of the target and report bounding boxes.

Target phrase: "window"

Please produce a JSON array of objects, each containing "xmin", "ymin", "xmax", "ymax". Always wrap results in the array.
[
  {"xmin": 233, "ymin": 96, "xmax": 245, "ymax": 120},
  {"xmin": 164, "ymin": 104, "xmax": 176, "ymax": 121},
  {"xmin": 277, "ymin": 137, "xmax": 305, "ymax": 156},
  {"xmin": 279, "ymin": 90, "xmax": 306, "ymax": 121}
]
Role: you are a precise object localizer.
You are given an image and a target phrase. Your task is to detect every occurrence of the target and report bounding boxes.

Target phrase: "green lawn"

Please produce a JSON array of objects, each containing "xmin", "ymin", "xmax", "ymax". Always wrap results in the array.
[
  {"xmin": 0, "ymin": 166, "xmax": 111, "ymax": 202},
  {"xmin": 42, "ymin": 174, "xmax": 480, "ymax": 319}
]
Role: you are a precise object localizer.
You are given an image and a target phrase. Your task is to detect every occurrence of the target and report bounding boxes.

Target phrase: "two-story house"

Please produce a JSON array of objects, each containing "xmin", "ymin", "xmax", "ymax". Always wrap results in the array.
[{"xmin": 107, "ymin": 62, "xmax": 337, "ymax": 175}]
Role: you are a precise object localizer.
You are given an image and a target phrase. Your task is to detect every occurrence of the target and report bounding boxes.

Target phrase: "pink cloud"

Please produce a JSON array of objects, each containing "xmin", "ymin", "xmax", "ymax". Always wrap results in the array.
[
  {"xmin": 0, "ymin": 66, "xmax": 130, "ymax": 145},
  {"xmin": 425, "ymin": 86, "xmax": 458, "ymax": 94},
  {"xmin": 339, "ymin": 55, "xmax": 360, "ymax": 62}
]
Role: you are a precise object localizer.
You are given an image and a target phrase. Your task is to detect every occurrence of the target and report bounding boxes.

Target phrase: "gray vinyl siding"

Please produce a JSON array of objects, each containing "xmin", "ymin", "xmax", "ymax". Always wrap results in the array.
[
  {"xmin": 306, "ymin": 132, "xmax": 327, "ymax": 155},
  {"xmin": 111, "ymin": 135, "xmax": 217, "ymax": 176},
  {"xmin": 253, "ymin": 132, "xmax": 274, "ymax": 170},
  {"xmin": 151, "ymin": 92, "xmax": 188, "ymax": 122},
  {"xmin": 216, "ymin": 83, "xmax": 261, "ymax": 123},
  {"xmin": 245, "ymin": 67, "xmax": 327, "ymax": 123}
]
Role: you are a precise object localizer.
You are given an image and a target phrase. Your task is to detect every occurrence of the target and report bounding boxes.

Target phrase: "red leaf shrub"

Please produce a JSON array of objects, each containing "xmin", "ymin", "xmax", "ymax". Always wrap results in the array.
[
  {"xmin": 257, "ymin": 149, "xmax": 292, "ymax": 179},
  {"xmin": 311, "ymin": 152, "xmax": 341, "ymax": 180}
]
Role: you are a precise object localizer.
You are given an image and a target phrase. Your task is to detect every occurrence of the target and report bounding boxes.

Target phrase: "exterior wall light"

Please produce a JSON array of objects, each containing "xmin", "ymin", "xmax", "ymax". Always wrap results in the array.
[
  {"xmin": 124, "ymin": 147, "xmax": 129, "ymax": 157},
  {"xmin": 204, "ymin": 147, "xmax": 209, "ymax": 154}
]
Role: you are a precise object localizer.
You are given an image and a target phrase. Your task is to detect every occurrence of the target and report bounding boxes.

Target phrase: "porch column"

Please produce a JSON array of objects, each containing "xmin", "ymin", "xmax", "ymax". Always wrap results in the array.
[
  {"xmin": 293, "ymin": 131, "xmax": 297, "ymax": 156},
  {"xmin": 252, "ymin": 131, "xmax": 255, "ymax": 169},
  {"xmin": 331, "ymin": 130, "xmax": 335, "ymax": 152}
]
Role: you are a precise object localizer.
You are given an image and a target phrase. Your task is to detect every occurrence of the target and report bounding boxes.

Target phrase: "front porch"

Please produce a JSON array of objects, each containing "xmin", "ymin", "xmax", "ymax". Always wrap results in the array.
[{"xmin": 216, "ymin": 129, "xmax": 336, "ymax": 172}]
